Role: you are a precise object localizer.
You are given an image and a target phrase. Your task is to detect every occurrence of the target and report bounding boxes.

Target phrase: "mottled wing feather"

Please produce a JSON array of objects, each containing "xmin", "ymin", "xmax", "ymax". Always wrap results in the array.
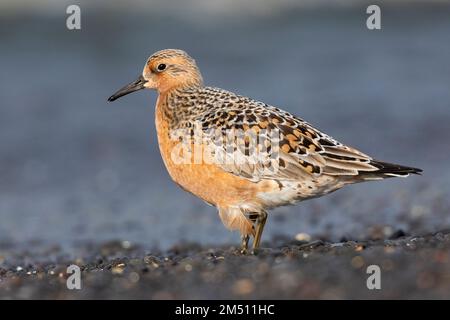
[{"xmin": 194, "ymin": 87, "xmax": 379, "ymax": 182}]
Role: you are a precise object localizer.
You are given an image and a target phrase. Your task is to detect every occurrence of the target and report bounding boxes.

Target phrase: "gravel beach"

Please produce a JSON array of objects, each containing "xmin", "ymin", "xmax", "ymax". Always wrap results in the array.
[{"xmin": 1, "ymin": 231, "xmax": 449, "ymax": 299}]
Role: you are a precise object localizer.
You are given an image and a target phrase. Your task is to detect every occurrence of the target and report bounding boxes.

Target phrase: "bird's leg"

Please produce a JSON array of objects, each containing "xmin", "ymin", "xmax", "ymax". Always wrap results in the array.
[
  {"xmin": 240, "ymin": 234, "xmax": 250, "ymax": 254},
  {"xmin": 252, "ymin": 210, "xmax": 268, "ymax": 251},
  {"xmin": 241, "ymin": 212, "xmax": 258, "ymax": 254}
]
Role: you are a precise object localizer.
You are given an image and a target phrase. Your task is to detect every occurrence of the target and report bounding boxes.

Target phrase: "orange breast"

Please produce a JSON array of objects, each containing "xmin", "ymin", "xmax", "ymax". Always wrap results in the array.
[{"xmin": 155, "ymin": 102, "xmax": 270, "ymax": 208}]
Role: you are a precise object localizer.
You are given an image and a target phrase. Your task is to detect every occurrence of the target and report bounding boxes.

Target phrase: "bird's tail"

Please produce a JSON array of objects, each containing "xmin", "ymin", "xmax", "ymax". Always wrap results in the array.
[{"xmin": 362, "ymin": 160, "xmax": 422, "ymax": 179}]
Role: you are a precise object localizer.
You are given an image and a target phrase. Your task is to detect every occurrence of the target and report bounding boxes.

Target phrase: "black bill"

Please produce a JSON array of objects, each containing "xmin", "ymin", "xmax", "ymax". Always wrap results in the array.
[{"xmin": 108, "ymin": 75, "xmax": 147, "ymax": 102}]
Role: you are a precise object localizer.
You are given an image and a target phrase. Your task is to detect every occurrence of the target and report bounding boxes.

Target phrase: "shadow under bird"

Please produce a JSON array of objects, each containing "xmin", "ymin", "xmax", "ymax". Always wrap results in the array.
[{"xmin": 108, "ymin": 49, "xmax": 422, "ymax": 253}]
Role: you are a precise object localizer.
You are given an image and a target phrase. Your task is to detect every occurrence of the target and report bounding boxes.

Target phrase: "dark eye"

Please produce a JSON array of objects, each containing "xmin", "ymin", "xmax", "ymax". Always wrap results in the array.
[{"xmin": 157, "ymin": 63, "xmax": 166, "ymax": 71}]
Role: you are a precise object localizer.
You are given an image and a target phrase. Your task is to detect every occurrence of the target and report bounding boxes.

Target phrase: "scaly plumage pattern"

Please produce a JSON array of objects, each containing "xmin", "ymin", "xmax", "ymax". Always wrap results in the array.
[
  {"xmin": 164, "ymin": 86, "xmax": 420, "ymax": 182},
  {"xmin": 108, "ymin": 49, "xmax": 422, "ymax": 253}
]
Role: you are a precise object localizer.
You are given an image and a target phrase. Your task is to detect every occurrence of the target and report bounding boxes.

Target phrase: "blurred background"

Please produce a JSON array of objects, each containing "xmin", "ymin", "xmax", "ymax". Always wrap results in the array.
[{"xmin": 0, "ymin": 0, "xmax": 449, "ymax": 253}]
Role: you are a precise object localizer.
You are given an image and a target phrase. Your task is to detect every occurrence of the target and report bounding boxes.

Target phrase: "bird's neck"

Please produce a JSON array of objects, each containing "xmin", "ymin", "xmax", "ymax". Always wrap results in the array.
[{"xmin": 156, "ymin": 85, "xmax": 204, "ymax": 128}]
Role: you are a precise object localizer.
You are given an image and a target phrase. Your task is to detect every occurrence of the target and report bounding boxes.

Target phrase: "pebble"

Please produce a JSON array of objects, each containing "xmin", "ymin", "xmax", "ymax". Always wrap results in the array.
[
  {"xmin": 295, "ymin": 233, "xmax": 311, "ymax": 242},
  {"xmin": 351, "ymin": 256, "xmax": 365, "ymax": 269},
  {"xmin": 232, "ymin": 279, "xmax": 254, "ymax": 295}
]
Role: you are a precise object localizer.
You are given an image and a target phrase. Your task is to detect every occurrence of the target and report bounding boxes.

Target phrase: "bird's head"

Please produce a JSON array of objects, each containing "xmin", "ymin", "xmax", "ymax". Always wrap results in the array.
[{"xmin": 108, "ymin": 49, "xmax": 203, "ymax": 102}]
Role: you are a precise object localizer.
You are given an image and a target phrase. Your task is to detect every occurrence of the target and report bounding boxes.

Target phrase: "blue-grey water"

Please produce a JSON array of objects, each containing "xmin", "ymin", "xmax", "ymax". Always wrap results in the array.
[{"xmin": 1, "ymin": 2, "xmax": 450, "ymax": 252}]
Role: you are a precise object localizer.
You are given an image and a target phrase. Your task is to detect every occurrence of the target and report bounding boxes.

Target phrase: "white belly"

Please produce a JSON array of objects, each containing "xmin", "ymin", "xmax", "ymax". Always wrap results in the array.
[{"xmin": 256, "ymin": 175, "xmax": 347, "ymax": 209}]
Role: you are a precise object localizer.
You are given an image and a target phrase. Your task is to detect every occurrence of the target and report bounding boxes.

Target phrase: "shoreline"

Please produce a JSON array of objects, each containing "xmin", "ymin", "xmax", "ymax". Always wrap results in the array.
[{"xmin": 1, "ymin": 231, "xmax": 449, "ymax": 299}]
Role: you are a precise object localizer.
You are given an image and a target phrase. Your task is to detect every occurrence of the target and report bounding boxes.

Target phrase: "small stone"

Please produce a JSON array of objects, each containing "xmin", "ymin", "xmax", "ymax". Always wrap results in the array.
[
  {"xmin": 232, "ymin": 279, "xmax": 254, "ymax": 295},
  {"xmin": 144, "ymin": 255, "xmax": 160, "ymax": 268},
  {"xmin": 111, "ymin": 267, "xmax": 124, "ymax": 275},
  {"xmin": 111, "ymin": 262, "xmax": 126, "ymax": 274},
  {"xmin": 381, "ymin": 259, "xmax": 394, "ymax": 271},
  {"xmin": 129, "ymin": 272, "xmax": 140, "ymax": 283},
  {"xmin": 121, "ymin": 241, "xmax": 131, "ymax": 249},
  {"xmin": 351, "ymin": 256, "xmax": 365, "ymax": 269},
  {"xmin": 389, "ymin": 229, "xmax": 406, "ymax": 240},
  {"xmin": 384, "ymin": 246, "xmax": 396, "ymax": 254},
  {"xmin": 295, "ymin": 233, "xmax": 311, "ymax": 242}
]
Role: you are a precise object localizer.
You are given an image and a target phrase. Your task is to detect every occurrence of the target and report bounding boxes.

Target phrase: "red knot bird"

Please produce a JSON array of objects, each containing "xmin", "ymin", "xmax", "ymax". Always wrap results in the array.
[{"xmin": 108, "ymin": 49, "xmax": 422, "ymax": 253}]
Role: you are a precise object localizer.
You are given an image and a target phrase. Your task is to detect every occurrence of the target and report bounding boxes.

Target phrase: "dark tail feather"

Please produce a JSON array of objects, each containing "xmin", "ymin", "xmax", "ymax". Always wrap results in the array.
[{"xmin": 369, "ymin": 160, "xmax": 423, "ymax": 177}]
